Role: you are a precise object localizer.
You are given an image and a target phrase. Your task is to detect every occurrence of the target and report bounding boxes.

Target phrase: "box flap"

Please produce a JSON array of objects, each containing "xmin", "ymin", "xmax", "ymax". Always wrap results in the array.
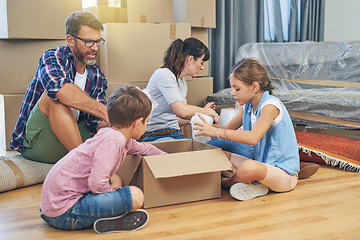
[{"xmin": 143, "ymin": 148, "xmax": 232, "ymax": 179}]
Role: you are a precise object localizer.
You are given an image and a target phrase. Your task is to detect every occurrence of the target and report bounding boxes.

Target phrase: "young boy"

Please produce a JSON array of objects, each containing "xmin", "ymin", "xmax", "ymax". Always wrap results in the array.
[{"xmin": 40, "ymin": 86, "xmax": 167, "ymax": 233}]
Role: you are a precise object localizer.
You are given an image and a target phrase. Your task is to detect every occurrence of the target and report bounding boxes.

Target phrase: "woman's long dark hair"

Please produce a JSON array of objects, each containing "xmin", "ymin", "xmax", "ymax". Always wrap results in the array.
[{"xmin": 162, "ymin": 37, "xmax": 210, "ymax": 78}]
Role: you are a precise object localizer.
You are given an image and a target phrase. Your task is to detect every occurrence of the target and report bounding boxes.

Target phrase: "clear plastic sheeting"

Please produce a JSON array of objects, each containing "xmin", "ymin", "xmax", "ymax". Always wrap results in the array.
[{"xmin": 207, "ymin": 41, "xmax": 360, "ymax": 129}]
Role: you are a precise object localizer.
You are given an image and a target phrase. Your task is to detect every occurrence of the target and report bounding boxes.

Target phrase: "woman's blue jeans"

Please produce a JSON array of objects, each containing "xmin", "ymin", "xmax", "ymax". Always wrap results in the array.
[{"xmin": 138, "ymin": 129, "xmax": 185, "ymax": 142}]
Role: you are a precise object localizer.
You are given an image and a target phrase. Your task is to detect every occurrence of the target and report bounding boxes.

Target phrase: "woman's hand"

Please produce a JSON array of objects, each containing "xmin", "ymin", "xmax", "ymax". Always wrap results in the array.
[
  {"xmin": 204, "ymin": 101, "xmax": 216, "ymax": 110},
  {"xmin": 110, "ymin": 174, "xmax": 122, "ymax": 190},
  {"xmin": 193, "ymin": 113, "xmax": 217, "ymax": 137}
]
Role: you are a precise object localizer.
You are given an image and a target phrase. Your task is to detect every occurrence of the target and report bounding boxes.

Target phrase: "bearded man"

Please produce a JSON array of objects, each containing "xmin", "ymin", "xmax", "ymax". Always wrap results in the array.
[{"xmin": 11, "ymin": 11, "xmax": 109, "ymax": 164}]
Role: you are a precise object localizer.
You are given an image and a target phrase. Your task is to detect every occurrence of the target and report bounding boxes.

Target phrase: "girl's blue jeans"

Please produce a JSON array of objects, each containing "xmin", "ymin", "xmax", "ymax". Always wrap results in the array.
[
  {"xmin": 206, "ymin": 137, "xmax": 254, "ymax": 159},
  {"xmin": 40, "ymin": 186, "xmax": 133, "ymax": 231}
]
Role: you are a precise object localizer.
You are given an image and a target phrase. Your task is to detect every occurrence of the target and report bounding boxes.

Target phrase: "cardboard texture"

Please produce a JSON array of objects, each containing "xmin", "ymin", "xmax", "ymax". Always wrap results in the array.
[
  {"xmin": 191, "ymin": 27, "xmax": 209, "ymax": 76},
  {"xmin": 127, "ymin": 0, "xmax": 174, "ymax": 23},
  {"xmin": 84, "ymin": 6, "xmax": 128, "ymax": 23},
  {"xmin": 97, "ymin": 0, "xmax": 108, "ymax": 5},
  {"xmin": 174, "ymin": 0, "xmax": 216, "ymax": 28},
  {"xmin": 116, "ymin": 139, "xmax": 232, "ymax": 208},
  {"xmin": 100, "ymin": 23, "xmax": 191, "ymax": 83},
  {"xmin": 187, "ymin": 77, "xmax": 213, "ymax": 107},
  {"xmin": 0, "ymin": 94, "xmax": 25, "ymax": 151},
  {"xmin": 107, "ymin": 82, "xmax": 148, "ymax": 99},
  {"xmin": 0, "ymin": 0, "xmax": 82, "ymax": 39},
  {"xmin": 180, "ymin": 123, "xmax": 192, "ymax": 138},
  {"xmin": 0, "ymin": 39, "xmax": 67, "ymax": 94}
]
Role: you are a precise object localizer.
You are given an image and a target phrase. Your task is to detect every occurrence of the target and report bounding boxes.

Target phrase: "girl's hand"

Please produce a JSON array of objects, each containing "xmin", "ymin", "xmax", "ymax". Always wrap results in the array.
[
  {"xmin": 204, "ymin": 102, "xmax": 216, "ymax": 110},
  {"xmin": 110, "ymin": 174, "xmax": 122, "ymax": 190},
  {"xmin": 193, "ymin": 114, "xmax": 217, "ymax": 137}
]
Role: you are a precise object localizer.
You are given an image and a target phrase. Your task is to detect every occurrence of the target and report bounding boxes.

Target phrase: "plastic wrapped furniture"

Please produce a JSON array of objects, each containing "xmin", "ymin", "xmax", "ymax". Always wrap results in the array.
[{"xmin": 207, "ymin": 41, "xmax": 360, "ymax": 130}]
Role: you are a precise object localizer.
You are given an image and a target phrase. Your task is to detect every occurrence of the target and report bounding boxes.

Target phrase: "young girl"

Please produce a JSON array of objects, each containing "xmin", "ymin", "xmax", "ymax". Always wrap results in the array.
[
  {"xmin": 139, "ymin": 37, "xmax": 219, "ymax": 142},
  {"xmin": 194, "ymin": 58, "xmax": 300, "ymax": 201}
]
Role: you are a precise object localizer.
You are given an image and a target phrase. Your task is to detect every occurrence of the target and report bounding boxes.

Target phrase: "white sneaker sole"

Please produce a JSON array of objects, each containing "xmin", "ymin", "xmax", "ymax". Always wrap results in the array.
[{"xmin": 230, "ymin": 183, "xmax": 269, "ymax": 201}]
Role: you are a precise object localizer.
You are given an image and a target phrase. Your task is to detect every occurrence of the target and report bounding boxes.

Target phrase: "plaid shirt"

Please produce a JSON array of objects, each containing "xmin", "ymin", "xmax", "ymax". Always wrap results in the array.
[{"xmin": 10, "ymin": 45, "xmax": 107, "ymax": 151}]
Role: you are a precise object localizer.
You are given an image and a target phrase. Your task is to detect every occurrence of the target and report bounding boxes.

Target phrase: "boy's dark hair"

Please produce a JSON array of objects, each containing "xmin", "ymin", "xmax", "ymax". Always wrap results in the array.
[
  {"xmin": 107, "ymin": 86, "xmax": 152, "ymax": 128},
  {"xmin": 65, "ymin": 10, "xmax": 103, "ymax": 36},
  {"xmin": 162, "ymin": 37, "xmax": 210, "ymax": 78}
]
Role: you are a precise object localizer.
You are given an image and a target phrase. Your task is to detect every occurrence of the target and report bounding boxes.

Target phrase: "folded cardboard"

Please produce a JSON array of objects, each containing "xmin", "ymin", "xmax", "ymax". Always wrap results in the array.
[
  {"xmin": 191, "ymin": 27, "xmax": 209, "ymax": 76},
  {"xmin": 84, "ymin": 6, "xmax": 128, "ymax": 23},
  {"xmin": 0, "ymin": 94, "xmax": 25, "ymax": 151},
  {"xmin": 0, "ymin": 0, "xmax": 82, "ymax": 39},
  {"xmin": 174, "ymin": 0, "xmax": 216, "ymax": 28},
  {"xmin": 127, "ymin": 0, "xmax": 174, "ymax": 23},
  {"xmin": 0, "ymin": 39, "xmax": 67, "ymax": 94},
  {"xmin": 107, "ymin": 82, "xmax": 148, "ymax": 99},
  {"xmin": 117, "ymin": 139, "xmax": 232, "ymax": 208},
  {"xmin": 100, "ymin": 23, "xmax": 191, "ymax": 83},
  {"xmin": 187, "ymin": 77, "xmax": 213, "ymax": 107}
]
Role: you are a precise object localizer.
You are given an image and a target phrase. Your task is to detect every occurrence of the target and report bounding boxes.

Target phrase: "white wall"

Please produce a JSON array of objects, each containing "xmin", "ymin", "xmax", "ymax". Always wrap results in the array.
[{"xmin": 324, "ymin": 0, "xmax": 360, "ymax": 41}]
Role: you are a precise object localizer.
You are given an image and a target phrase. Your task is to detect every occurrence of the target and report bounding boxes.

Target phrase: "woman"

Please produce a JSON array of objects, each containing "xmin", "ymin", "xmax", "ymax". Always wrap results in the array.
[{"xmin": 139, "ymin": 37, "xmax": 219, "ymax": 142}]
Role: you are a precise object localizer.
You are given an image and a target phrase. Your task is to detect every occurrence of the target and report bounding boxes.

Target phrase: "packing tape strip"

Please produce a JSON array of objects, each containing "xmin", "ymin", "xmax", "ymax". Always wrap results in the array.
[
  {"xmin": 0, "ymin": 156, "xmax": 25, "ymax": 188},
  {"xmin": 140, "ymin": 15, "xmax": 147, "ymax": 23},
  {"xmin": 170, "ymin": 24, "xmax": 176, "ymax": 40},
  {"xmin": 201, "ymin": 17, "xmax": 205, "ymax": 28},
  {"xmin": 270, "ymin": 77, "xmax": 360, "ymax": 88}
]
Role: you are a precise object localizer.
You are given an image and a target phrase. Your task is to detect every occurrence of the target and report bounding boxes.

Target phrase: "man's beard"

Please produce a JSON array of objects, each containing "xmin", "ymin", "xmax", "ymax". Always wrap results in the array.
[{"xmin": 73, "ymin": 44, "xmax": 97, "ymax": 66}]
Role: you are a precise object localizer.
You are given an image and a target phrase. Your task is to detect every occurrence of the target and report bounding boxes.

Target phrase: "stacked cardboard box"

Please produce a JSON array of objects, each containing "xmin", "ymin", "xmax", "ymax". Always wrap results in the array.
[
  {"xmin": 173, "ymin": 0, "xmax": 216, "ymax": 108},
  {"xmin": 0, "ymin": 0, "xmax": 81, "ymax": 151},
  {"xmin": 83, "ymin": 6, "xmax": 128, "ymax": 24}
]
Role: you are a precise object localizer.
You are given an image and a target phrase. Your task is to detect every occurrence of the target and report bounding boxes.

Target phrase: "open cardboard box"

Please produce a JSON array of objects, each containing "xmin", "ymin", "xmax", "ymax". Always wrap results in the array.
[{"xmin": 117, "ymin": 139, "xmax": 232, "ymax": 208}]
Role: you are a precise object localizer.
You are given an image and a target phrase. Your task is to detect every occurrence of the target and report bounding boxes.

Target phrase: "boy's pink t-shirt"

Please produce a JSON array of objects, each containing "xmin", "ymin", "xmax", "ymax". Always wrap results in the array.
[{"xmin": 40, "ymin": 127, "xmax": 166, "ymax": 217}]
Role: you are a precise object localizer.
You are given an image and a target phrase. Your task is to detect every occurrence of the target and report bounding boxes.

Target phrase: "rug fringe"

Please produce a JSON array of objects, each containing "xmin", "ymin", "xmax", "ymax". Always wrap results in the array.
[{"xmin": 299, "ymin": 146, "xmax": 360, "ymax": 173}]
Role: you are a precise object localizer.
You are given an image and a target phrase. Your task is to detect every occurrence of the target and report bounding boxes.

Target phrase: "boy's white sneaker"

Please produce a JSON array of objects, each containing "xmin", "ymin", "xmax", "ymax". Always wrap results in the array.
[
  {"xmin": 94, "ymin": 209, "xmax": 149, "ymax": 234},
  {"xmin": 230, "ymin": 182, "xmax": 269, "ymax": 201}
]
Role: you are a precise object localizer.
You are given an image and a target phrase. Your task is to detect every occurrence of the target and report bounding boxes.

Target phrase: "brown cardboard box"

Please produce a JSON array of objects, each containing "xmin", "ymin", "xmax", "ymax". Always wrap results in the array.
[
  {"xmin": 107, "ymin": 82, "xmax": 148, "ymax": 99},
  {"xmin": 116, "ymin": 139, "xmax": 232, "ymax": 208},
  {"xmin": 0, "ymin": 39, "xmax": 67, "ymax": 94},
  {"xmin": 191, "ymin": 27, "xmax": 209, "ymax": 76},
  {"xmin": 174, "ymin": 0, "xmax": 216, "ymax": 28},
  {"xmin": 187, "ymin": 77, "xmax": 213, "ymax": 107},
  {"xmin": 100, "ymin": 23, "xmax": 191, "ymax": 83},
  {"xmin": 180, "ymin": 123, "xmax": 192, "ymax": 138},
  {"xmin": 84, "ymin": 6, "xmax": 128, "ymax": 23},
  {"xmin": 127, "ymin": 0, "xmax": 174, "ymax": 23},
  {"xmin": 0, "ymin": 0, "xmax": 82, "ymax": 39},
  {"xmin": 97, "ymin": 0, "xmax": 108, "ymax": 5},
  {"xmin": 0, "ymin": 94, "xmax": 25, "ymax": 150}
]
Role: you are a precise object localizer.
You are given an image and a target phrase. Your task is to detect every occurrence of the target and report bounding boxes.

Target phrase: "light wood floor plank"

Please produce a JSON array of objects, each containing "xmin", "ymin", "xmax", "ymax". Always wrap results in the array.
[{"xmin": 1, "ymin": 165, "xmax": 360, "ymax": 240}]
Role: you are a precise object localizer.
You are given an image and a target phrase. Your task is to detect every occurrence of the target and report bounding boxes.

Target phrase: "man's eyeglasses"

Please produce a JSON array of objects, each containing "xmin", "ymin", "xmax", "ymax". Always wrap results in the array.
[{"xmin": 72, "ymin": 35, "xmax": 105, "ymax": 47}]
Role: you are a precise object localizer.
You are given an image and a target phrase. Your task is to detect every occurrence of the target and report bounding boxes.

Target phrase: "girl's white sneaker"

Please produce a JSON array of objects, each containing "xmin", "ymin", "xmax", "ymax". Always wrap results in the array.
[{"xmin": 230, "ymin": 182, "xmax": 269, "ymax": 201}]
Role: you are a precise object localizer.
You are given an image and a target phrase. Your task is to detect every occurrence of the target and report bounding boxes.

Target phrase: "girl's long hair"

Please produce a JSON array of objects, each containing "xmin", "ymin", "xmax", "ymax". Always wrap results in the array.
[{"xmin": 230, "ymin": 58, "xmax": 274, "ymax": 95}]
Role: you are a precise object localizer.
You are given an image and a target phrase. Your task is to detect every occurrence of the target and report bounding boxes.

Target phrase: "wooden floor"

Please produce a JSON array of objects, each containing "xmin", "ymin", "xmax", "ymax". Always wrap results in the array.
[{"xmin": 1, "ymin": 165, "xmax": 360, "ymax": 240}]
